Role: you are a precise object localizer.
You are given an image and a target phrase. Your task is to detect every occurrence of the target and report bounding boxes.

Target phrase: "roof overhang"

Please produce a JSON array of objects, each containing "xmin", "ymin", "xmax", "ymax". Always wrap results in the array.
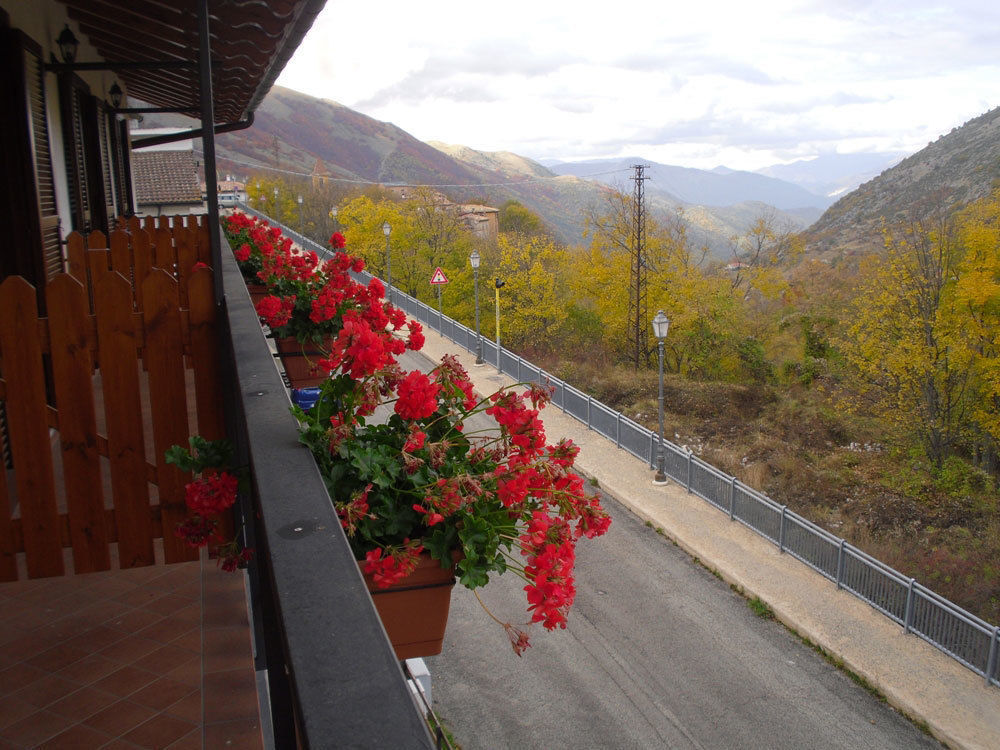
[{"xmin": 55, "ymin": 0, "xmax": 326, "ymax": 122}]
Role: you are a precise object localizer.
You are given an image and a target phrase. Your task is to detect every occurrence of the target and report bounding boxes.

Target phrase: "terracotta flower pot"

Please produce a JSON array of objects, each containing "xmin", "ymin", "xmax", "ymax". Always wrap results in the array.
[
  {"xmin": 361, "ymin": 552, "xmax": 457, "ymax": 660},
  {"xmin": 246, "ymin": 282, "xmax": 269, "ymax": 306},
  {"xmin": 275, "ymin": 336, "xmax": 332, "ymax": 388}
]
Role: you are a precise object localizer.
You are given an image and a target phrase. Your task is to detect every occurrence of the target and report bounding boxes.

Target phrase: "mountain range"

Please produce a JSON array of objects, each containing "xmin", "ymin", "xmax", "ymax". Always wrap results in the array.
[
  {"xmin": 803, "ymin": 105, "xmax": 1000, "ymax": 257},
  {"xmin": 156, "ymin": 84, "xmax": 996, "ymax": 261},
  {"xmin": 202, "ymin": 86, "xmax": 889, "ymax": 255}
]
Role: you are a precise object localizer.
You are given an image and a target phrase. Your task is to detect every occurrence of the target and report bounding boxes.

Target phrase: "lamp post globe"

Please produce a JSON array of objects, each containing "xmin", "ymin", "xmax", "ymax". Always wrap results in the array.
[
  {"xmin": 652, "ymin": 310, "xmax": 671, "ymax": 485},
  {"xmin": 382, "ymin": 221, "xmax": 392, "ymax": 304},
  {"xmin": 470, "ymin": 250, "xmax": 483, "ymax": 364}
]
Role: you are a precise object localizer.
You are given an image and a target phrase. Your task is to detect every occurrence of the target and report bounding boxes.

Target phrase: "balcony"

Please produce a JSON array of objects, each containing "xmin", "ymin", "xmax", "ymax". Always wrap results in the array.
[{"xmin": 0, "ymin": 219, "xmax": 435, "ymax": 747}]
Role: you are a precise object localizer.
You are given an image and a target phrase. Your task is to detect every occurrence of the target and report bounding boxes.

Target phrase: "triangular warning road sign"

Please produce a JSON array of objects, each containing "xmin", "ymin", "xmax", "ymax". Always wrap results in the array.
[{"xmin": 430, "ymin": 267, "xmax": 449, "ymax": 284}]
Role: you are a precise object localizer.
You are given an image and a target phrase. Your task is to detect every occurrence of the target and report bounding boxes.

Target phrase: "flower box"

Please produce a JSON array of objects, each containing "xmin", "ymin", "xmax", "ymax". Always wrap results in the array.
[
  {"xmin": 361, "ymin": 552, "xmax": 456, "ymax": 660},
  {"xmin": 275, "ymin": 336, "xmax": 332, "ymax": 388}
]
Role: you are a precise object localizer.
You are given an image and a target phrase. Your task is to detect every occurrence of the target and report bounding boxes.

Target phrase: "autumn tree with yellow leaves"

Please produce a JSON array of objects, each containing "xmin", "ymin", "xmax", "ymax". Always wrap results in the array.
[{"xmin": 841, "ymin": 191, "xmax": 1000, "ymax": 470}]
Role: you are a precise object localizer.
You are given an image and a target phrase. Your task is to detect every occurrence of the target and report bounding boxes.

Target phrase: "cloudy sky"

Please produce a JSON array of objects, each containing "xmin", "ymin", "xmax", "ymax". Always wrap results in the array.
[{"xmin": 276, "ymin": 0, "xmax": 1000, "ymax": 171}]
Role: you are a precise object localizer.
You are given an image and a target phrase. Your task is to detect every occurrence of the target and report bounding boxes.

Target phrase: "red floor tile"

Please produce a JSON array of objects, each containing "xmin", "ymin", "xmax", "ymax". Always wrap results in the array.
[
  {"xmin": 170, "ymin": 629, "xmax": 201, "ymax": 654},
  {"xmin": 163, "ymin": 690, "xmax": 201, "ymax": 724},
  {"xmin": 134, "ymin": 617, "xmax": 187, "ymax": 645},
  {"xmin": 55, "ymin": 653, "xmax": 121, "ymax": 686},
  {"xmin": 82, "ymin": 698, "xmax": 157, "ymax": 737},
  {"xmin": 0, "ymin": 708, "xmax": 76, "ymax": 747},
  {"xmin": 26, "ymin": 642, "xmax": 90, "ymax": 672},
  {"xmin": 62, "ymin": 625, "xmax": 125, "ymax": 654},
  {"xmin": 144, "ymin": 593, "xmax": 193, "ymax": 617},
  {"xmin": 99, "ymin": 636, "xmax": 162, "ymax": 665},
  {"xmin": 0, "ymin": 694, "xmax": 37, "ymax": 730},
  {"xmin": 164, "ymin": 658, "xmax": 200, "ymax": 689},
  {"xmin": 105, "ymin": 607, "xmax": 164, "ymax": 635},
  {"xmin": 202, "ymin": 627, "xmax": 251, "ymax": 673},
  {"xmin": 133, "ymin": 644, "xmax": 199, "ymax": 676},
  {"xmin": 15, "ymin": 673, "xmax": 79, "ymax": 709},
  {"xmin": 0, "ymin": 662, "xmax": 46, "ymax": 696},
  {"xmin": 36, "ymin": 721, "xmax": 113, "ymax": 749},
  {"xmin": 91, "ymin": 665, "xmax": 159, "ymax": 698},
  {"xmin": 165, "ymin": 728, "xmax": 202, "ymax": 750},
  {"xmin": 0, "ymin": 556, "xmax": 260, "ymax": 749},
  {"xmin": 123, "ymin": 712, "xmax": 198, "ymax": 748},
  {"xmin": 129, "ymin": 676, "xmax": 197, "ymax": 712},
  {"xmin": 203, "ymin": 669, "xmax": 259, "ymax": 724},
  {"xmin": 47, "ymin": 684, "xmax": 119, "ymax": 722},
  {"xmin": 204, "ymin": 717, "xmax": 263, "ymax": 750}
]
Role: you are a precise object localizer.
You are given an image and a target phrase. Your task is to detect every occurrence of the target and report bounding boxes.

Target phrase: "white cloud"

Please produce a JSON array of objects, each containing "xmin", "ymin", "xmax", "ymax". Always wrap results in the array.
[{"xmin": 277, "ymin": 0, "xmax": 1000, "ymax": 170}]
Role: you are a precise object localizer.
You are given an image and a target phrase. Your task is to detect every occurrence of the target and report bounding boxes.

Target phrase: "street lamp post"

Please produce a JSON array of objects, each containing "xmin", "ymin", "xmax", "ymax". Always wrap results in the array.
[
  {"xmin": 652, "ymin": 310, "xmax": 671, "ymax": 485},
  {"xmin": 272, "ymin": 187, "xmax": 278, "ymax": 217},
  {"xmin": 494, "ymin": 278, "xmax": 505, "ymax": 372},
  {"xmin": 297, "ymin": 195, "xmax": 304, "ymax": 233},
  {"xmin": 382, "ymin": 221, "xmax": 392, "ymax": 304},
  {"xmin": 470, "ymin": 250, "xmax": 483, "ymax": 364},
  {"xmin": 329, "ymin": 205, "xmax": 339, "ymax": 236}
]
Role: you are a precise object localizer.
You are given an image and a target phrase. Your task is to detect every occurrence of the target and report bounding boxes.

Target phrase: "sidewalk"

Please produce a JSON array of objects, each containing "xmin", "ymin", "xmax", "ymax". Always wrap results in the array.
[{"xmin": 420, "ymin": 329, "xmax": 1000, "ymax": 750}]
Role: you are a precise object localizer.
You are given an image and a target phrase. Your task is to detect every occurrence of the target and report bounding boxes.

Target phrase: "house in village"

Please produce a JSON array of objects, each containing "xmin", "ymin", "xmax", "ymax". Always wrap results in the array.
[
  {"xmin": 385, "ymin": 185, "xmax": 500, "ymax": 239},
  {"xmin": 0, "ymin": 1, "xmax": 433, "ymax": 746}
]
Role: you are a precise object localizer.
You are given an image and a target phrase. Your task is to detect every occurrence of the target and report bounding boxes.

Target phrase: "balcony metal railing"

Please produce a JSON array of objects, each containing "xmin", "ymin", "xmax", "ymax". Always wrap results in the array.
[{"xmin": 216, "ymin": 225, "xmax": 436, "ymax": 747}]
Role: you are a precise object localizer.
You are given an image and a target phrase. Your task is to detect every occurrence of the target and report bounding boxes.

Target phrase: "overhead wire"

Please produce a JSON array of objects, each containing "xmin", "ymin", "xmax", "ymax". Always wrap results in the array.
[{"xmin": 195, "ymin": 149, "xmax": 632, "ymax": 189}]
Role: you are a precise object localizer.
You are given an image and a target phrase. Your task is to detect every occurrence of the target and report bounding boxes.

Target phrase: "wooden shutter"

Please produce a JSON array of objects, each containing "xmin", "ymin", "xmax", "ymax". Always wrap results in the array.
[
  {"xmin": 109, "ymin": 111, "xmax": 128, "ymax": 216},
  {"xmin": 25, "ymin": 42, "xmax": 61, "ymax": 280},
  {"xmin": 82, "ymin": 94, "xmax": 109, "ymax": 234},
  {"xmin": 0, "ymin": 28, "xmax": 61, "ymax": 287},
  {"xmin": 97, "ymin": 103, "xmax": 116, "ymax": 227},
  {"xmin": 117, "ymin": 119, "xmax": 134, "ymax": 215},
  {"xmin": 60, "ymin": 73, "xmax": 92, "ymax": 232}
]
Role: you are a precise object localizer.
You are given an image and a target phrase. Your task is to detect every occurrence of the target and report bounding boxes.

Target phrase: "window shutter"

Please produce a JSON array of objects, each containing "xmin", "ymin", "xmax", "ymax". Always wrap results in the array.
[
  {"xmin": 118, "ymin": 119, "xmax": 134, "ymax": 215},
  {"xmin": 109, "ymin": 109, "xmax": 128, "ymax": 217},
  {"xmin": 60, "ymin": 74, "xmax": 91, "ymax": 232},
  {"xmin": 96, "ymin": 102, "xmax": 116, "ymax": 227},
  {"xmin": 0, "ymin": 28, "xmax": 61, "ymax": 287},
  {"xmin": 24, "ymin": 44, "xmax": 61, "ymax": 279}
]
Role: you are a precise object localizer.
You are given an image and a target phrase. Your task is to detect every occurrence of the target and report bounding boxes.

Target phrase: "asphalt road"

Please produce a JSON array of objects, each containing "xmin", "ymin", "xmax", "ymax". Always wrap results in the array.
[{"xmin": 395, "ymin": 349, "xmax": 939, "ymax": 750}]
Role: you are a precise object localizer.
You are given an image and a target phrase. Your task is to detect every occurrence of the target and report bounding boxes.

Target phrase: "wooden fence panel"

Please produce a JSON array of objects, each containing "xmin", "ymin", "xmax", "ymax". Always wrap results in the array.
[
  {"xmin": 153, "ymin": 227, "xmax": 175, "ymax": 272},
  {"xmin": 0, "ymin": 277, "xmax": 64, "ymax": 577},
  {"xmin": 143, "ymin": 270, "xmax": 198, "ymax": 564},
  {"xmin": 94, "ymin": 271, "xmax": 155, "ymax": 567},
  {"xmin": 132, "ymin": 229, "xmax": 153, "ymax": 313},
  {"xmin": 142, "ymin": 216, "xmax": 156, "ymax": 234},
  {"xmin": 109, "ymin": 229, "xmax": 132, "ymax": 282},
  {"xmin": 47, "ymin": 274, "xmax": 109, "ymax": 573},
  {"xmin": 196, "ymin": 216, "xmax": 211, "ymax": 264},
  {"xmin": 176, "ymin": 230, "xmax": 197, "ymax": 309},
  {"xmin": 0, "ymin": 425, "xmax": 15, "ymax": 580},
  {"xmin": 189, "ymin": 268, "xmax": 224, "ymax": 441},
  {"xmin": 65, "ymin": 231, "xmax": 87, "ymax": 288}
]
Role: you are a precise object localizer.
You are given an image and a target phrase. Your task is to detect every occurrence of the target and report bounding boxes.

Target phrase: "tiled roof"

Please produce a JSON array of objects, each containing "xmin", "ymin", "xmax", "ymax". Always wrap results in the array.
[{"xmin": 133, "ymin": 151, "xmax": 203, "ymax": 206}]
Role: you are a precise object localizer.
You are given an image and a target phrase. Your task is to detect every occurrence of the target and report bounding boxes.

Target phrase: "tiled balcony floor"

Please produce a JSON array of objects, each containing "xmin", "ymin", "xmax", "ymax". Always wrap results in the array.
[{"xmin": 0, "ymin": 554, "xmax": 262, "ymax": 749}]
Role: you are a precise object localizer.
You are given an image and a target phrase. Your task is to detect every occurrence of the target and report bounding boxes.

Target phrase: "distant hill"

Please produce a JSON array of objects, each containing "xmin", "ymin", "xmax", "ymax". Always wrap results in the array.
[
  {"xmin": 146, "ymin": 85, "xmax": 839, "ymax": 253},
  {"xmin": 547, "ymin": 157, "xmax": 833, "ymax": 211},
  {"xmin": 804, "ymin": 106, "xmax": 1000, "ymax": 257},
  {"xmin": 755, "ymin": 152, "xmax": 906, "ymax": 199}
]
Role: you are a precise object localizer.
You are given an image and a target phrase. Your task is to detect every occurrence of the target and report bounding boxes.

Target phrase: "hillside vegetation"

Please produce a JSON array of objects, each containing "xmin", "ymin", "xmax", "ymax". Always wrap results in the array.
[
  {"xmin": 240, "ymin": 100, "xmax": 1000, "ymax": 625},
  {"xmin": 805, "ymin": 106, "xmax": 1000, "ymax": 258}
]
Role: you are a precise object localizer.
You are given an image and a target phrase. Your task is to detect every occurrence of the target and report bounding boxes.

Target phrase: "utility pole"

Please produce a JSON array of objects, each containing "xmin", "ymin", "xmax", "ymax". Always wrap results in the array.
[{"xmin": 628, "ymin": 164, "xmax": 649, "ymax": 368}]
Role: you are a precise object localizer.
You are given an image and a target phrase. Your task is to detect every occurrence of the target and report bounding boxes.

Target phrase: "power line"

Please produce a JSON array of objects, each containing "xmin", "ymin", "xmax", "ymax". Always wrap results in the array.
[{"xmin": 196, "ymin": 150, "xmax": 632, "ymax": 189}]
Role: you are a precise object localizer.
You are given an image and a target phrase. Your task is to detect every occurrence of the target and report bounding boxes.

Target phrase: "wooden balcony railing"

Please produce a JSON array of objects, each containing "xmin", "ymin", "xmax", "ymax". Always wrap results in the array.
[{"xmin": 0, "ymin": 216, "xmax": 221, "ymax": 579}]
